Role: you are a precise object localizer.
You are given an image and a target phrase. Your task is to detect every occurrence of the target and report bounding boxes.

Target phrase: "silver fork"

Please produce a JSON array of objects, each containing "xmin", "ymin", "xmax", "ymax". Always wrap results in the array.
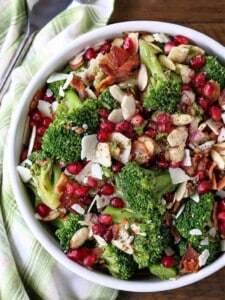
[{"xmin": 0, "ymin": 0, "xmax": 72, "ymax": 102}]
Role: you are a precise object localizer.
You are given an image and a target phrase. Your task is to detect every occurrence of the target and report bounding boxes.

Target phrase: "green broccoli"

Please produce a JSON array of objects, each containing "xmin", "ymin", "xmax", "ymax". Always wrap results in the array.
[
  {"xmin": 29, "ymin": 159, "xmax": 61, "ymax": 209},
  {"xmin": 149, "ymin": 263, "xmax": 178, "ymax": 280},
  {"xmin": 42, "ymin": 98, "xmax": 100, "ymax": 163},
  {"xmin": 28, "ymin": 149, "xmax": 49, "ymax": 163},
  {"xmin": 117, "ymin": 161, "xmax": 177, "ymax": 215},
  {"xmin": 47, "ymin": 80, "xmax": 66, "ymax": 100},
  {"xmin": 101, "ymin": 245, "xmax": 137, "ymax": 279},
  {"xmin": 97, "ymin": 88, "xmax": 120, "ymax": 111},
  {"xmin": 175, "ymin": 192, "xmax": 214, "ymax": 244},
  {"xmin": 139, "ymin": 39, "xmax": 181, "ymax": 113},
  {"xmin": 102, "ymin": 206, "xmax": 135, "ymax": 223},
  {"xmin": 199, "ymin": 55, "xmax": 225, "ymax": 89},
  {"xmin": 55, "ymin": 213, "xmax": 82, "ymax": 253}
]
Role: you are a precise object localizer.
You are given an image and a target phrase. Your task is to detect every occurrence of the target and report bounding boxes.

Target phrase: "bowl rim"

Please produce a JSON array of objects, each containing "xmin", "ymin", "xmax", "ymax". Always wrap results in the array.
[{"xmin": 8, "ymin": 20, "xmax": 225, "ymax": 292}]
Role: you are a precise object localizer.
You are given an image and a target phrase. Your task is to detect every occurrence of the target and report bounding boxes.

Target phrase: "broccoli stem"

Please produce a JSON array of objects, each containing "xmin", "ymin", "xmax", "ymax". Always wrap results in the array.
[{"xmin": 65, "ymin": 89, "xmax": 82, "ymax": 111}]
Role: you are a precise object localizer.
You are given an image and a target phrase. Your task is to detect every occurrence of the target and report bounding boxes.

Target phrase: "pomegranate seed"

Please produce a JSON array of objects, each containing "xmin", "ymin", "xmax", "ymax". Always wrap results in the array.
[
  {"xmin": 181, "ymin": 84, "xmax": 192, "ymax": 91},
  {"xmin": 30, "ymin": 109, "xmax": 42, "ymax": 123},
  {"xmin": 100, "ymin": 41, "xmax": 111, "ymax": 54},
  {"xmin": 209, "ymin": 106, "xmax": 221, "ymax": 121},
  {"xmin": 66, "ymin": 162, "xmax": 83, "ymax": 175},
  {"xmin": 43, "ymin": 88, "xmax": 54, "ymax": 102},
  {"xmin": 92, "ymin": 224, "xmax": 107, "ymax": 236},
  {"xmin": 201, "ymin": 80, "xmax": 220, "ymax": 101},
  {"xmin": 189, "ymin": 55, "xmax": 206, "ymax": 69},
  {"xmin": 157, "ymin": 161, "xmax": 169, "ymax": 168},
  {"xmin": 197, "ymin": 180, "xmax": 212, "ymax": 194},
  {"xmin": 98, "ymin": 108, "xmax": 109, "ymax": 118},
  {"xmin": 196, "ymin": 170, "xmax": 207, "ymax": 182},
  {"xmin": 192, "ymin": 72, "xmax": 206, "ymax": 88},
  {"xmin": 75, "ymin": 186, "xmax": 90, "ymax": 197},
  {"xmin": 156, "ymin": 112, "xmax": 172, "ymax": 124},
  {"xmin": 98, "ymin": 214, "xmax": 113, "ymax": 225},
  {"xmin": 218, "ymin": 221, "xmax": 225, "ymax": 232},
  {"xmin": 37, "ymin": 126, "xmax": 47, "ymax": 136},
  {"xmin": 161, "ymin": 255, "xmax": 175, "ymax": 268},
  {"xmin": 103, "ymin": 229, "xmax": 113, "ymax": 242},
  {"xmin": 100, "ymin": 183, "xmax": 115, "ymax": 195},
  {"xmin": 84, "ymin": 47, "xmax": 97, "ymax": 60},
  {"xmin": 42, "ymin": 117, "xmax": 52, "ymax": 128},
  {"xmin": 97, "ymin": 130, "xmax": 111, "ymax": 142},
  {"xmin": 170, "ymin": 161, "xmax": 182, "ymax": 168},
  {"xmin": 110, "ymin": 197, "xmax": 125, "ymax": 208},
  {"xmin": 197, "ymin": 96, "xmax": 210, "ymax": 111},
  {"xmin": 164, "ymin": 41, "xmax": 176, "ymax": 54},
  {"xmin": 83, "ymin": 254, "xmax": 97, "ymax": 266},
  {"xmin": 173, "ymin": 35, "xmax": 189, "ymax": 45},
  {"xmin": 112, "ymin": 163, "xmax": 122, "ymax": 173},
  {"xmin": 145, "ymin": 127, "xmax": 157, "ymax": 138},
  {"xmin": 80, "ymin": 196, "xmax": 92, "ymax": 205},
  {"xmin": 131, "ymin": 114, "xmax": 144, "ymax": 126},
  {"xmin": 217, "ymin": 212, "xmax": 225, "ymax": 222},
  {"xmin": 115, "ymin": 120, "xmax": 130, "ymax": 133},
  {"xmin": 157, "ymin": 123, "xmax": 171, "ymax": 133},
  {"xmin": 20, "ymin": 149, "xmax": 28, "ymax": 161},
  {"xmin": 164, "ymin": 193, "xmax": 174, "ymax": 203},
  {"xmin": 33, "ymin": 142, "xmax": 42, "ymax": 151},
  {"xmin": 87, "ymin": 176, "xmax": 98, "ymax": 188},
  {"xmin": 67, "ymin": 247, "xmax": 91, "ymax": 263},
  {"xmin": 123, "ymin": 36, "xmax": 135, "ymax": 53},
  {"xmin": 100, "ymin": 120, "xmax": 115, "ymax": 132},
  {"xmin": 218, "ymin": 199, "xmax": 225, "ymax": 212},
  {"xmin": 65, "ymin": 182, "xmax": 78, "ymax": 194},
  {"xmin": 36, "ymin": 203, "xmax": 50, "ymax": 218}
]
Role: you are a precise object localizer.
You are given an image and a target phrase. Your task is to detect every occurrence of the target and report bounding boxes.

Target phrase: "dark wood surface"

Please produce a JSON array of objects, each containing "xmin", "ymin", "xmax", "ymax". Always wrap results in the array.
[{"xmin": 109, "ymin": 1, "xmax": 225, "ymax": 299}]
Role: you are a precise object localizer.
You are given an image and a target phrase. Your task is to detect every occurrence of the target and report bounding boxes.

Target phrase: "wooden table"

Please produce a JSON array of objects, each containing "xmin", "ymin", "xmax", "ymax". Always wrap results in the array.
[{"xmin": 109, "ymin": 1, "xmax": 225, "ymax": 299}]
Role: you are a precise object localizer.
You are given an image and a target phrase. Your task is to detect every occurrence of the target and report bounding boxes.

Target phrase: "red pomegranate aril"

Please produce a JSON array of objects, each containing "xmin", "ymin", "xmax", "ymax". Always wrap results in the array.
[
  {"xmin": 100, "ymin": 41, "xmax": 111, "ymax": 54},
  {"xmin": 218, "ymin": 221, "xmax": 225, "ymax": 232},
  {"xmin": 97, "ymin": 130, "xmax": 111, "ymax": 142},
  {"xmin": 196, "ymin": 170, "xmax": 207, "ymax": 182},
  {"xmin": 43, "ymin": 88, "xmax": 54, "ymax": 102},
  {"xmin": 197, "ymin": 180, "xmax": 212, "ymax": 194},
  {"xmin": 67, "ymin": 247, "xmax": 91, "ymax": 263},
  {"xmin": 30, "ymin": 109, "xmax": 42, "ymax": 123},
  {"xmin": 92, "ymin": 224, "xmax": 107, "ymax": 236},
  {"xmin": 164, "ymin": 193, "xmax": 174, "ymax": 203},
  {"xmin": 197, "ymin": 96, "xmax": 209, "ymax": 111},
  {"xmin": 157, "ymin": 123, "xmax": 171, "ymax": 133},
  {"xmin": 33, "ymin": 142, "xmax": 42, "ymax": 151},
  {"xmin": 161, "ymin": 255, "xmax": 175, "ymax": 268},
  {"xmin": 181, "ymin": 84, "xmax": 192, "ymax": 91},
  {"xmin": 209, "ymin": 106, "xmax": 221, "ymax": 121},
  {"xmin": 103, "ymin": 229, "xmax": 113, "ymax": 242},
  {"xmin": 115, "ymin": 120, "xmax": 130, "ymax": 133},
  {"xmin": 145, "ymin": 127, "xmax": 157, "ymax": 138},
  {"xmin": 100, "ymin": 120, "xmax": 115, "ymax": 132},
  {"xmin": 87, "ymin": 176, "xmax": 98, "ymax": 188},
  {"xmin": 100, "ymin": 183, "xmax": 115, "ymax": 195},
  {"xmin": 164, "ymin": 41, "xmax": 176, "ymax": 54},
  {"xmin": 37, "ymin": 126, "xmax": 47, "ymax": 136},
  {"xmin": 202, "ymin": 80, "xmax": 220, "ymax": 101},
  {"xmin": 123, "ymin": 36, "xmax": 135, "ymax": 53},
  {"xmin": 83, "ymin": 253, "xmax": 97, "ymax": 266},
  {"xmin": 42, "ymin": 117, "xmax": 52, "ymax": 128},
  {"xmin": 157, "ymin": 161, "xmax": 169, "ymax": 168},
  {"xmin": 131, "ymin": 114, "xmax": 144, "ymax": 126},
  {"xmin": 65, "ymin": 182, "xmax": 78, "ymax": 194},
  {"xmin": 75, "ymin": 186, "xmax": 90, "ymax": 197},
  {"xmin": 36, "ymin": 203, "xmax": 50, "ymax": 218},
  {"xmin": 217, "ymin": 212, "xmax": 225, "ymax": 222},
  {"xmin": 170, "ymin": 161, "xmax": 182, "ymax": 168},
  {"xmin": 98, "ymin": 214, "xmax": 113, "ymax": 225},
  {"xmin": 192, "ymin": 72, "xmax": 206, "ymax": 88},
  {"xmin": 110, "ymin": 197, "xmax": 125, "ymax": 208},
  {"xmin": 66, "ymin": 162, "xmax": 83, "ymax": 175},
  {"xmin": 80, "ymin": 196, "xmax": 92, "ymax": 205},
  {"xmin": 218, "ymin": 199, "xmax": 225, "ymax": 212},
  {"xmin": 20, "ymin": 149, "xmax": 28, "ymax": 161},
  {"xmin": 156, "ymin": 112, "xmax": 172, "ymax": 124},
  {"xmin": 84, "ymin": 47, "xmax": 97, "ymax": 60},
  {"xmin": 173, "ymin": 35, "xmax": 189, "ymax": 45},
  {"xmin": 112, "ymin": 163, "xmax": 122, "ymax": 173},
  {"xmin": 189, "ymin": 55, "xmax": 206, "ymax": 69},
  {"xmin": 98, "ymin": 108, "xmax": 109, "ymax": 118}
]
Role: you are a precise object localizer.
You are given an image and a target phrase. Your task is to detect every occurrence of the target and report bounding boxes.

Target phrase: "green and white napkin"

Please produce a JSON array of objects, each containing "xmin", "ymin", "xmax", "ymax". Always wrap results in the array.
[{"xmin": 0, "ymin": 1, "xmax": 118, "ymax": 299}]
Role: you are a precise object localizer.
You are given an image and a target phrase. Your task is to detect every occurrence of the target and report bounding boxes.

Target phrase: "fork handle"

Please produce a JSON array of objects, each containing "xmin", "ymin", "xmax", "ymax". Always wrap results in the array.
[{"xmin": 0, "ymin": 29, "xmax": 35, "ymax": 104}]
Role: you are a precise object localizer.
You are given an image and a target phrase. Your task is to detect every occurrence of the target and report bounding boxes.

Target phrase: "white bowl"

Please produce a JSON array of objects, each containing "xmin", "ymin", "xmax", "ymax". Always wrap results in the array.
[{"xmin": 9, "ymin": 21, "xmax": 225, "ymax": 292}]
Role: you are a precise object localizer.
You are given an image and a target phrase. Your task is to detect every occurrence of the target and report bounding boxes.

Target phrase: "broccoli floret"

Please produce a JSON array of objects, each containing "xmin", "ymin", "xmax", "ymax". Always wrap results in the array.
[
  {"xmin": 101, "ymin": 245, "xmax": 137, "ymax": 279},
  {"xmin": 118, "ymin": 161, "xmax": 177, "ymax": 215},
  {"xmin": 55, "ymin": 213, "xmax": 82, "ymax": 253},
  {"xmin": 28, "ymin": 149, "xmax": 49, "ymax": 163},
  {"xmin": 42, "ymin": 98, "xmax": 100, "ymax": 163},
  {"xmin": 29, "ymin": 159, "xmax": 61, "ymax": 209},
  {"xmin": 139, "ymin": 39, "xmax": 181, "ymax": 113},
  {"xmin": 175, "ymin": 192, "xmax": 214, "ymax": 244},
  {"xmin": 102, "ymin": 206, "xmax": 135, "ymax": 223},
  {"xmin": 97, "ymin": 88, "xmax": 120, "ymax": 111},
  {"xmin": 47, "ymin": 80, "xmax": 66, "ymax": 100},
  {"xmin": 199, "ymin": 56, "xmax": 225, "ymax": 89}
]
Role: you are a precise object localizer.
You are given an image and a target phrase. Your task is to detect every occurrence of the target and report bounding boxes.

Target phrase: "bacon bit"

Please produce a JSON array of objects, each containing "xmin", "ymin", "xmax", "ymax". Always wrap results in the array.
[
  {"xmin": 95, "ymin": 76, "xmax": 116, "ymax": 94},
  {"xmin": 179, "ymin": 245, "xmax": 200, "ymax": 273},
  {"xmin": 30, "ymin": 87, "xmax": 45, "ymax": 110},
  {"xmin": 212, "ymin": 173, "xmax": 218, "ymax": 190},
  {"xmin": 69, "ymin": 59, "xmax": 84, "ymax": 71},
  {"xmin": 164, "ymin": 211, "xmax": 173, "ymax": 227},
  {"xmin": 208, "ymin": 161, "xmax": 217, "ymax": 180},
  {"xmin": 196, "ymin": 156, "xmax": 210, "ymax": 171},
  {"xmin": 93, "ymin": 247, "xmax": 103, "ymax": 259},
  {"xmin": 171, "ymin": 200, "xmax": 182, "ymax": 214},
  {"xmin": 170, "ymin": 226, "xmax": 181, "ymax": 243},
  {"xmin": 75, "ymin": 127, "xmax": 85, "ymax": 134},
  {"xmin": 112, "ymin": 224, "xmax": 120, "ymax": 240},
  {"xmin": 55, "ymin": 173, "xmax": 70, "ymax": 194},
  {"xmin": 70, "ymin": 76, "xmax": 87, "ymax": 99},
  {"xmin": 115, "ymin": 53, "xmax": 140, "ymax": 82},
  {"xmin": 217, "ymin": 176, "xmax": 225, "ymax": 190}
]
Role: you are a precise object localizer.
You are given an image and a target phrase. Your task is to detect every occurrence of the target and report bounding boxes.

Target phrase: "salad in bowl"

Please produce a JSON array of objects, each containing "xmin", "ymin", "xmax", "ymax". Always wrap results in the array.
[{"xmin": 11, "ymin": 22, "xmax": 225, "ymax": 290}]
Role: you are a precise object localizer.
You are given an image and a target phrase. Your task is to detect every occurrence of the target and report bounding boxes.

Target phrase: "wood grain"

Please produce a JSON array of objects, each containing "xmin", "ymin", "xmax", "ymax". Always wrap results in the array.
[{"xmin": 109, "ymin": 1, "xmax": 225, "ymax": 299}]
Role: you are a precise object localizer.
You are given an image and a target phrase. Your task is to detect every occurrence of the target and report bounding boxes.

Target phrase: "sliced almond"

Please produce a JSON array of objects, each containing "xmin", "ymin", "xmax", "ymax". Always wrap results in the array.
[
  {"xmin": 206, "ymin": 119, "xmax": 219, "ymax": 135},
  {"xmin": 81, "ymin": 134, "xmax": 98, "ymax": 161},
  {"xmin": 159, "ymin": 55, "xmax": 176, "ymax": 70},
  {"xmin": 171, "ymin": 113, "xmax": 193, "ymax": 126},
  {"xmin": 168, "ymin": 45, "xmax": 189, "ymax": 63},
  {"xmin": 181, "ymin": 90, "xmax": 196, "ymax": 104},
  {"xmin": 190, "ymin": 45, "xmax": 205, "ymax": 56},
  {"xmin": 176, "ymin": 64, "xmax": 194, "ymax": 84},
  {"xmin": 85, "ymin": 87, "xmax": 97, "ymax": 99},
  {"xmin": 138, "ymin": 136, "xmax": 155, "ymax": 157},
  {"xmin": 142, "ymin": 33, "xmax": 154, "ymax": 43},
  {"xmin": 94, "ymin": 143, "xmax": 112, "ymax": 167},
  {"xmin": 218, "ymin": 127, "xmax": 225, "ymax": 143},
  {"xmin": 108, "ymin": 108, "xmax": 123, "ymax": 124},
  {"xmin": 137, "ymin": 63, "xmax": 148, "ymax": 91},
  {"xmin": 110, "ymin": 132, "xmax": 131, "ymax": 164},
  {"xmin": 111, "ymin": 37, "xmax": 124, "ymax": 47},
  {"xmin": 109, "ymin": 84, "xmax": 126, "ymax": 103},
  {"xmin": 69, "ymin": 50, "xmax": 85, "ymax": 70},
  {"xmin": 153, "ymin": 33, "xmax": 171, "ymax": 43},
  {"xmin": 17, "ymin": 166, "xmax": 31, "ymax": 183},
  {"xmin": 121, "ymin": 94, "xmax": 136, "ymax": 120},
  {"xmin": 169, "ymin": 146, "xmax": 185, "ymax": 163},
  {"xmin": 70, "ymin": 227, "xmax": 89, "ymax": 249},
  {"xmin": 174, "ymin": 182, "xmax": 187, "ymax": 202},
  {"xmin": 211, "ymin": 150, "xmax": 225, "ymax": 170},
  {"xmin": 167, "ymin": 126, "xmax": 188, "ymax": 147}
]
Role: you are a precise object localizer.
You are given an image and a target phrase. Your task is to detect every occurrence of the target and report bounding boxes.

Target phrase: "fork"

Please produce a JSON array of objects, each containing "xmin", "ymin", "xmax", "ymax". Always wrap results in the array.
[{"xmin": 0, "ymin": 0, "xmax": 72, "ymax": 103}]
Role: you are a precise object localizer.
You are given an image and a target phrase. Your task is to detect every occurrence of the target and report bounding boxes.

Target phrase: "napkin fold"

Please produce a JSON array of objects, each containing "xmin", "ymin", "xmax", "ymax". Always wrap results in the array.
[{"xmin": 0, "ymin": 1, "xmax": 118, "ymax": 299}]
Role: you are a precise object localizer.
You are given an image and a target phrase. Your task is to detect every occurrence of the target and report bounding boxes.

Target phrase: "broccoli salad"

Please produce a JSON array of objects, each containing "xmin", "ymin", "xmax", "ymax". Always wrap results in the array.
[{"xmin": 18, "ymin": 31, "xmax": 225, "ymax": 280}]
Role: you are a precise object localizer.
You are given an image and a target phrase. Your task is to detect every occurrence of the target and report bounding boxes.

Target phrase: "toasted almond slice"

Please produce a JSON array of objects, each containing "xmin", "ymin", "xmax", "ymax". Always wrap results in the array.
[
  {"xmin": 138, "ymin": 136, "xmax": 155, "ymax": 157},
  {"xmin": 38, "ymin": 100, "xmax": 52, "ymax": 118},
  {"xmin": 70, "ymin": 227, "xmax": 89, "ymax": 249},
  {"xmin": 121, "ymin": 94, "xmax": 136, "ymax": 120},
  {"xmin": 218, "ymin": 127, "xmax": 225, "ymax": 143},
  {"xmin": 109, "ymin": 84, "xmax": 126, "ymax": 102},
  {"xmin": 110, "ymin": 132, "xmax": 131, "ymax": 164},
  {"xmin": 206, "ymin": 119, "xmax": 219, "ymax": 135},
  {"xmin": 108, "ymin": 108, "xmax": 123, "ymax": 124},
  {"xmin": 142, "ymin": 33, "xmax": 154, "ymax": 43},
  {"xmin": 176, "ymin": 64, "xmax": 194, "ymax": 84},
  {"xmin": 17, "ymin": 166, "xmax": 31, "ymax": 183},
  {"xmin": 167, "ymin": 126, "xmax": 188, "ymax": 147},
  {"xmin": 208, "ymin": 161, "xmax": 217, "ymax": 180},
  {"xmin": 211, "ymin": 150, "xmax": 225, "ymax": 170},
  {"xmin": 168, "ymin": 45, "xmax": 189, "ymax": 63},
  {"xmin": 169, "ymin": 146, "xmax": 185, "ymax": 163},
  {"xmin": 85, "ymin": 87, "xmax": 97, "ymax": 99},
  {"xmin": 159, "ymin": 55, "xmax": 176, "ymax": 70},
  {"xmin": 190, "ymin": 45, "xmax": 205, "ymax": 56},
  {"xmin": 81, "ymin": 134, "xmax": 98, "ymax": 161},
  {"xmin": 94, "ymin": 143, "xmax": 112, "ymax": 167},
  {"xmin": 153, "ymin": 33, "xmax": 171, "ymax": 43},
  {"xmin": 137, "ymin": 63, "xmax": 148, "ymax": 91},
  {"xmin": 171, "ymin": 113, "xmax": 193, "ymax": 126},
  {"xmin": 174, "ymin": 182, "xmax": 187, "ymax": 202}
]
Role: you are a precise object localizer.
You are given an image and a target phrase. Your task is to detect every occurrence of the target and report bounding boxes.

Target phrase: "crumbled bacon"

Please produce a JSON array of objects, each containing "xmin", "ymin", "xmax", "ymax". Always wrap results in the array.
[
  {"xmin": 179, "ymin": 245, "xmax": 200, "ymax": 273},
  {"xmin": 95, "ymin": 76, "xmax": 116, "ymax": 94},
  {"xmin": 70, "ymin": 76, "xmax": 87, "ymax": 99},
  {"xmin": 30, "ymin": 87, "xmax": 45, "ymax": 110}
]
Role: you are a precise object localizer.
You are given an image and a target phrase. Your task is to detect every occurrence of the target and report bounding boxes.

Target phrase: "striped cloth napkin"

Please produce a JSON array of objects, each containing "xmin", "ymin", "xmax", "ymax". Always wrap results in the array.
[{"xmin": 0, "ymin": 1, "xmax": 119, "ymax": 299}]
